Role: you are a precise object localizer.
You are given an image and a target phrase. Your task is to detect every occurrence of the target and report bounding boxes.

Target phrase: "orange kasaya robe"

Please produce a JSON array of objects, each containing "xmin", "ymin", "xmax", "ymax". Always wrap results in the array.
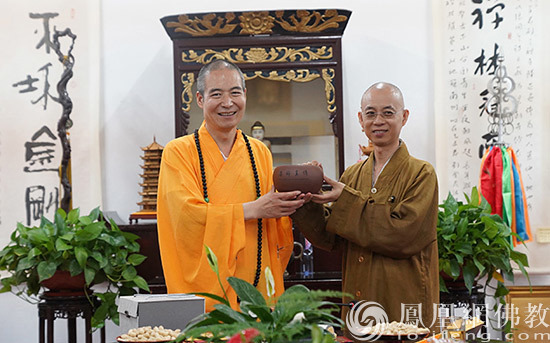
[{"xmin": 157, "ymin": 124, "xmax": 294, "ymax": 312}]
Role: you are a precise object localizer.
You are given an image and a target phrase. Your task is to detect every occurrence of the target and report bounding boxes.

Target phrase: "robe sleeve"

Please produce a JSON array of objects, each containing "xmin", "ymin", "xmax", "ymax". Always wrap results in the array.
[
  {"xmin": 291, "ymin": 203, "xmax": 340, "ymax": 252},
  {"xmin": 157, "ymin": 140, "xmax": 246, "ymax": 304},
  {"xmin": 327, "ymin": 163, "xmax": 438, "ymax": 259}
]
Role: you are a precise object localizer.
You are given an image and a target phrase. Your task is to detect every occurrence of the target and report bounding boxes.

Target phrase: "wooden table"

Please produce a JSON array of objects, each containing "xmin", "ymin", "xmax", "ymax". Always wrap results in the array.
[{"xmin": 38, "ymin": 294, "xmax": 105, "ymax": 343}]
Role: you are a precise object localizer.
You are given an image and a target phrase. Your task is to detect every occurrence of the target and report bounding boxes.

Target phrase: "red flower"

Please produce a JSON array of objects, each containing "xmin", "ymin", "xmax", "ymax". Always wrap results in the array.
[{"xmin": 228, "ymin": 328, "xmax": 261, "ymax": 343}]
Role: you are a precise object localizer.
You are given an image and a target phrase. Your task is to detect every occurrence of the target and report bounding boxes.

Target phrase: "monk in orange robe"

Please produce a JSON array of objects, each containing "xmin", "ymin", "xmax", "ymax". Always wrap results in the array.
[{"xmin": 157, "ymin": 60, "xmax": 305, "ymax": 311}]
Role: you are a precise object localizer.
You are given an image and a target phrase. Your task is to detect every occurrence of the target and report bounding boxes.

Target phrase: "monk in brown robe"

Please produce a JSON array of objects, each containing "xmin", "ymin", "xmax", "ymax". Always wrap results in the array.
[
  {"xmin": 292, "ymin": 82, "xmax": 439, "ymax": 336},
  {"xmin": 157, "ymin": 60, "xmax": 305, "ymax": 311}
]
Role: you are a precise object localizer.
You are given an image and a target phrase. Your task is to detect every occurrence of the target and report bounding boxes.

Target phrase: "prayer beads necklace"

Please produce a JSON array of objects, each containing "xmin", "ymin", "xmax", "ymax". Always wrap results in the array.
[{"xmin": 194, "ymin": 129, "xmax": 263, "ymax": 288}]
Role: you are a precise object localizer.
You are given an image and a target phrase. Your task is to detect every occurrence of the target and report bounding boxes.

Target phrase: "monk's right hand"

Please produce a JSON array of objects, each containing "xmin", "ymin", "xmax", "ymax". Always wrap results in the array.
[{"xmin": 243, "ymin": 186, "xmax": 305, "ymax": 220}]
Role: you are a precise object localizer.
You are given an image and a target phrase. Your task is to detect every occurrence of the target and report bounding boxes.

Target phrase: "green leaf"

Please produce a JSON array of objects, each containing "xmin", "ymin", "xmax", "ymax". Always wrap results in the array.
[
  {"xmin": 74, "ymin": 246, "xmax": 88, "ymax": 269},
  {"xmin": 278, "ymin": 284, "xmax": 309, "ymax": 299},
  {"xmin": 84, "ymin": 267, "xmax": 96, "ymax": 285},
  {"xmin": 37, "ymin": 261, "xmax": 57, "ymax": 282},
  {"xmin": 54, "ymin": 211, "xmax": 67, "ymax": 235},
  {"xmin": 59, "ymin": 232, "xmax": 75, "ymax": 241},
  {"xmin": 91, "ymin": 301, "xmax": 109, "ymax": 329},
  {"xmin": 494, "ymin": 282, "xmax": 509, "ymax": 297},
  {"xmin": 473, "ymin": 257, "xmax": 485, "ymax": 274},
  {"xmin": 212, "ymin": 303, "xmax": 249, "ymax": 322},
  {"xmin": 202, "ymin": 309, "xmax": 238, "ymax": 325},
  {"xmin": 79, "ymin": 216, "xmax": 92, "ymax": 226},
  {"xmin": 191, "ymin": 292, "xmax": 231, "ymax": 306},
  {"xmin": 122, "ymin": 266, "xmax": 137, "ymax": 281},
  {"xmin": 510, "ymin": 250, "xmax": 529, "ymax": 267},
  {"xmin": 16, "ymin": 257, "xmax": 33, "ymax": 271},
  {"xmin": 98, "ymin": 233, "xmax": 117, "ymax": 245},
  {"xmin": 55, "ymin": 238, "xmax": 71, "ymax": 251},
  {"xmin": 89, "ymin": 207, "xmax": 101, "ymax": 221},
  {"xmin": 68, "ymin": 259, "xmax": 83, "ymax": 275},
  {"xmin": 14, "ymin": 247, "xmax": 29, "ymax": 257},
  {"xmin": 27, "ymin": 247, "xmax": 42, "ymax": 259},
  {"xmin": 239, "ymin": 302, "xmax": 273, "ymax": 323},
  {"xmin": 183, "ymin": 316, "xmax": 223, "ymax": 332},
  {"xmin": 443, "ymin": 192, "xmax": 459, "ymax": 215},
  {"xmin": 132, "ymin": 275, "xmax": 150, "ymax": 292},
  {"xmin": 452, "ymin": 252, "xmax": 464, "ymax": 265},
  {"xmin": 67, "ymin": 208, "xmax": 80, "ymax": 224},
  {"xmin": 227, "ymin": 276, "xmax": 266, "ymax": 306},
  {"xmin": 90, "ymin": 251, "xmax": 107, "ymax": 268},
  {"xmin": 127, "ymin": 254, "xmax": 147, "ymax": 266},
  {"xmin": 311, "ymin": 324, "xmax": 323, "ymax": 343},
  {"xmin": 439, "ymin": 275, "xmax": 449, "ymax": 293},
  {"xmin": 469, "ymin": 187, "xmax": 480, "ymax": 206},
  {"xmin": 27, "ymin": 229, "xmax": 49, "ymax": 244},
  {"xmin": 75, "ymin": 222, "xmax": 103, "ymax": 241},
  {"xmin": 39, "ymin": 216, "xmax": 54, "ymax": 230},
  {"xmin": 449, "ymin": 259, "xmax": 461, "ymax": 278},
  {"xmin": 456, "ymin": 242, "xmax": 473, "ymax": 255},
  {"xmin": 120, "ymin": 231, "xmax": 140, "ymax": 242},
  {"xmin": 56, "ymin": 208, "xmax": 67, "ymax": 221},
  {"xmin": 463, "ymin": 263, "xmax": 477, "ymax": 292}
]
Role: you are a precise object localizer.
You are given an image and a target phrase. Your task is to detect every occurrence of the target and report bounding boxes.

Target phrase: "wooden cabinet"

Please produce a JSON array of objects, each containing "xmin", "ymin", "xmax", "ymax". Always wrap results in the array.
[
  {"xmin": 120, "ymin": 222, "xmax": 341, "ymax": 293},
  {"xmin": 160, "ymin": 9, "xmax": 351, "ymax": 176},
  {"xmin": 118, "ymin": 223, "xmax": 166, "ymax": 294}
]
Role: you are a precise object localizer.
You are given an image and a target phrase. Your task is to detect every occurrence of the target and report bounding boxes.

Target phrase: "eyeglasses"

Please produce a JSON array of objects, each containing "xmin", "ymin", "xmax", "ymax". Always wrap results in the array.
[{"xmin": 362, "ymin": 109, "xmax": 400, "ymax": 121}]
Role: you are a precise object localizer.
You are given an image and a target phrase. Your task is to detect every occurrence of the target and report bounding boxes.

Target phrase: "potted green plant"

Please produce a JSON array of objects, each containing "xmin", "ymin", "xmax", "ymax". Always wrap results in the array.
[
  {"xmin": 0, "ymin": 207, "xmax": 150, "ymax": 329},
  {"xmin": 437, "ymin": 187, "xmax": 529, "ymax": 303},
  {"xmin": 175, "ymin": 246, "xmax": 345, "ymax": 343}
]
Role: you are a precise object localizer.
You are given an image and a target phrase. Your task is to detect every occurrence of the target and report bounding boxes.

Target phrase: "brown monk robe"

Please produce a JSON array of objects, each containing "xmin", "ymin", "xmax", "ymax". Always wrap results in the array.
[
  {"xmin": 292, "ymin": 82, "xmax": 439, "ymax": 337},
  {"xmin": 292, "ymin": 142, "xmax": 439, "ymax": 330}
]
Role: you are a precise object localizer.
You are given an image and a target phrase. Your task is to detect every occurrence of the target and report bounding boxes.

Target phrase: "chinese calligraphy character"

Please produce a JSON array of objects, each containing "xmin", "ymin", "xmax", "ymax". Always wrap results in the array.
[
  {"xmin": 12, "ymin": 75, "xmax": 39, "ymax": 93},
  {"xmin": 24, "ymin": 125, "xmax": 58, "ymax": 173},
  {"xmin": 31, "ymin": 63, "xmax": 59, "ymax": 110},
  {"xmin": 13, "ymin": 63, "xmax": 60, "ymax": 110},
  {"xmin": 487, "ymin": 3, "xmax": 505, "ymax": 29},
  {"xmin": 25, "ymin": 185, "xmax": 59, "ymax": 225},
  {"xmin": 471, "ymin": 1, "xmax": 505, "ymax": 29},
  {"xmin": 474, "ymin": 43, "xmax": 500, "ymax": 76},
  {"xmin": 29, "ymin": 12, "xmax": 59, "ymax": 54}
]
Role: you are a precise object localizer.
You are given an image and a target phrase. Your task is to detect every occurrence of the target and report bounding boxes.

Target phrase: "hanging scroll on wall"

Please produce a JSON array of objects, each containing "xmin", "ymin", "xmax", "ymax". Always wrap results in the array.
[
  {"xmin": 434, "ymin": 0, "xmax": 542, "ymax": 213},
  {"xmin": 433, "ymin": 0, "xmax": 547, "ymax": 270},
  {"xmin": 0, "ymin": 1, "xmax": 101, "ymax": 248}
]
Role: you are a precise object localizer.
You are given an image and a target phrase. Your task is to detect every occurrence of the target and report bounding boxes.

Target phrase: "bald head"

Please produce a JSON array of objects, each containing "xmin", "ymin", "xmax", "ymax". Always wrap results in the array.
[
  {"xmin": 357, "ymin": 82, "xmax": 409, "ymax": 149},
  {"xmin": 361, "ymin": 82, "xmax": 405, "ymax": 110}
]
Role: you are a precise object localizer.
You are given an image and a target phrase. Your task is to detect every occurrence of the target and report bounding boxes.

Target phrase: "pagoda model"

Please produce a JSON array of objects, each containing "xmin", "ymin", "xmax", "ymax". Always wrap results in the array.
[{"xmin": 129, "ymin": 138, "xmax": 163, "ymax": 223}]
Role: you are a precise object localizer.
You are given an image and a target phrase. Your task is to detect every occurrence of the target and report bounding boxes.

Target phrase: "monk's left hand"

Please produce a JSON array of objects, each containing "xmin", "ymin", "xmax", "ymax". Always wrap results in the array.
[
  {"xmin": 311, "ymin": 174, "xmax": 344, "ymax": 204},
  {"xmin": 243, "ymin": 186, "xmax": 305, "ymax": 219}
]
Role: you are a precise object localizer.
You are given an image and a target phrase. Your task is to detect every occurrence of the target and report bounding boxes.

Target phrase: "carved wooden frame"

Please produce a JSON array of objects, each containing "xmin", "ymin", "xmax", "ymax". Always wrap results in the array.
[{"xmin": 162, "ymin": 9, "xmax": 350, "ymax": 175}]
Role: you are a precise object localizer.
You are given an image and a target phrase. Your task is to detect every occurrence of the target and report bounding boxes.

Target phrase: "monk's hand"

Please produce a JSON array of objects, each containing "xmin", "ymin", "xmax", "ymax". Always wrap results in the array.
[
  {"xmin": 311, "ymin": 175, "xmax": 344, "ymax": 204},
  {"xmin": 243, "ymin": 186, "xmax": 305, "ymax": 219},
  {"xmin": 304, "ymin": 160, "xmax": 323, "ymax": 172}
]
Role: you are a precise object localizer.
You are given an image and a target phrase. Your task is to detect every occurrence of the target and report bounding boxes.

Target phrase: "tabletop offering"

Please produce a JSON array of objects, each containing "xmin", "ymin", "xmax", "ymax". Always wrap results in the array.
[
  {"xmin": 273, "ymin": 164, "xmax": 323, "ymax": 194},
  {"xmin": 358, "ymin": 321, "xmax": 430, "ymax": 340},
  {"xmin": 117, "ymin": 326, "xmax": 181, "ymax": 342}
]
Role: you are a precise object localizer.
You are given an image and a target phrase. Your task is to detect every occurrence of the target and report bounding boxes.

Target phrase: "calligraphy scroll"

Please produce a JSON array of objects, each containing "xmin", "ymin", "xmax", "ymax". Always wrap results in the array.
[{"xmin": 0, "ymin": 1, "xmax": 100, "ymax": 247}]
